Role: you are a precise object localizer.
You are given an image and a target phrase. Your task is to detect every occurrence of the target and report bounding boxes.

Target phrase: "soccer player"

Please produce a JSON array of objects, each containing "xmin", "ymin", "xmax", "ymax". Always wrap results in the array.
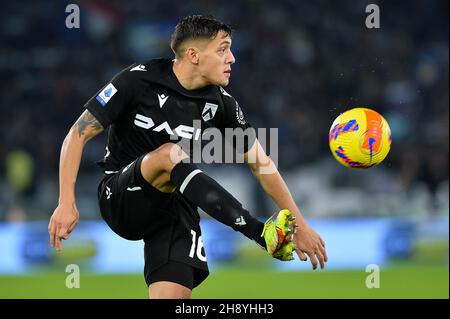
[{"xmin": 48, "ymin": 15, "xmax": 327, "ymax": 299}]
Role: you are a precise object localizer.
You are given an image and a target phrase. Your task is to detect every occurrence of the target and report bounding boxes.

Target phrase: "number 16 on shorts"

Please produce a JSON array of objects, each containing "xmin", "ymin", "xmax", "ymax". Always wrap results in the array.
[{"xmin": 189, "ymin": 230, "xmax": 207, "ymax": 262}]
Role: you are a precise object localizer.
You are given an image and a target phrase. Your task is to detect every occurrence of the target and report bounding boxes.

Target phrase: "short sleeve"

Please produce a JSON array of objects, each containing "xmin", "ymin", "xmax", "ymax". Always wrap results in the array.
[
  {"xmin": 84, "ymin": 64, "xmax": 138, "ymax": 128},
  {"xmin": 218, "ymin": 88, "xmax": 256, "ymax": 153}
]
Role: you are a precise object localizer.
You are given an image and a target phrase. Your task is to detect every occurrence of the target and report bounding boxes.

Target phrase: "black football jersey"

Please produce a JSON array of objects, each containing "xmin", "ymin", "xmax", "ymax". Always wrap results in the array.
[{"xmin": 84, "ymin": 58, "xmax": 255, "ymax": 172}]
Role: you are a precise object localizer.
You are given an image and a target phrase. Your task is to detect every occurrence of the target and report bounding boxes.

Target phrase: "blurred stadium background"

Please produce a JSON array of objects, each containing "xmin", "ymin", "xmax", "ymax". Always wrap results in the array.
[{"xmin": 0, "ymin": 0, "xmax": 448, "ymax": 298}]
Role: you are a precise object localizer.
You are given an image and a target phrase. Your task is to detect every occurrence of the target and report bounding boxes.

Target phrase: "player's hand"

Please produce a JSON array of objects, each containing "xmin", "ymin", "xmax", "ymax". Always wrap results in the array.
[
  {"xmin": 48, "ymin": 202, "xmax": 79, "ymax": 251},
  {"xmin": 293, "ymin": 224, "xmax": 327, "ymax": 270}
]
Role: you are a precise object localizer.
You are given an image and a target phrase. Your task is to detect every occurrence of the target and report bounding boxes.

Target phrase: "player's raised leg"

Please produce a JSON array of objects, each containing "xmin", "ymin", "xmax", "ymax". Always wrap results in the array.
[{"xmin": 139, "ymin": 142, "xmax": 296, "ymax": 260}]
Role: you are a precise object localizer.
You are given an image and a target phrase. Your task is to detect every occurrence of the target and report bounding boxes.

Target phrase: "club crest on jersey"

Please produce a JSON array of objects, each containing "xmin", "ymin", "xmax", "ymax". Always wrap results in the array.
[
  {"xmin": 96, "ymin": 83, "xmax": 117, "ymax": 106},
  {"xmin": 201, "ymin": 102, "xmax": 218, "ymax": 122}
]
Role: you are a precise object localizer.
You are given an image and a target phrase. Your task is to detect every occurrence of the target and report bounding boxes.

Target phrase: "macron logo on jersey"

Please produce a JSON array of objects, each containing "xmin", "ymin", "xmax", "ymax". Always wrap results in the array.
[
  {"xmin": 158, "ymin": 93, "xmax": 169, "ymax": 108},
  {"xmin": 130, "ymin": 64, "xmax": 147, "ymax": 72},
  {"xmin": 96, "ymin": 83, "xmax": 118, "ymax": 106},
  {"xmin": 235, "ymin": 216, "xmax": 246, "ymax": 226}
]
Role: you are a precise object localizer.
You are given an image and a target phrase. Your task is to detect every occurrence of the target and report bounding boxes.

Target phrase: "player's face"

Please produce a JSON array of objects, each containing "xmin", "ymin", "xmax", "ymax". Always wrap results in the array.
[{"xmin": 198, "ymin": 31, "xmax": 235, "ymax": 86}]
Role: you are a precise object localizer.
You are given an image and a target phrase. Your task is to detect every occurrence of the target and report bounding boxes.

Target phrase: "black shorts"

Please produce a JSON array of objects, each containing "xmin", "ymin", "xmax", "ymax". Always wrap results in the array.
[{"xmin": 97, "ymin": 155, "xmax": 209, "ymax": 289}]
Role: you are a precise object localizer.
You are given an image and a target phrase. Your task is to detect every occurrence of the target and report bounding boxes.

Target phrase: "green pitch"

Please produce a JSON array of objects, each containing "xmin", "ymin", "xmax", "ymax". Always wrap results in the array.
[{"xmin": 0, "ymin": 263, "xmax": 447, "ymax": 299}]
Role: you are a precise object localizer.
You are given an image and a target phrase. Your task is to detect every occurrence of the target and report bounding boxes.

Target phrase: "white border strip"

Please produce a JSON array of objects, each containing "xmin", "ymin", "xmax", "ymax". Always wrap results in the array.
[{"xmin": 179, "ymin": 169, "xmax": 202, "ymax": 194}]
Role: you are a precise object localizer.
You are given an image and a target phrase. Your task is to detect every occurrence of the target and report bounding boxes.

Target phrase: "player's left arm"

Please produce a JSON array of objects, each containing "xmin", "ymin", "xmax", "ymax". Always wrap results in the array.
[{"xmin": 244, "ymin": 139, "xmax": 328, "ymax": 269}]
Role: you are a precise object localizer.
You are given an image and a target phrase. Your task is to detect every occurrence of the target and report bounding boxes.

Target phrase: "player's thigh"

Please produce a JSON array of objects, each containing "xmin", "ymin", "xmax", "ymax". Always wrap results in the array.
[
  {"xmin": 98, "ymin": 156, "xmax": 173, "ymax": 240},
  {"xmin": 143, "ymin": 205, "xmax": 209, "ymax": 291},
  {"xmin": 148, "ymin": 281, "xmax": 192, "ymax": 299}
]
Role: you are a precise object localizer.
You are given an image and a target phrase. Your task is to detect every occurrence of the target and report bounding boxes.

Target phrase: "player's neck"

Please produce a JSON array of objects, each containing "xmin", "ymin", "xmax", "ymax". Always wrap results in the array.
[{"xmin": 172, "ymin": 59, "xmax": 209, "ymax": 91}]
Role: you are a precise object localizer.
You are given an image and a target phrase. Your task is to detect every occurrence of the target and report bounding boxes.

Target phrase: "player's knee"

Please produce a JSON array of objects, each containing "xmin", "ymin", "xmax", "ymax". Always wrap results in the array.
[
  {"xmin": 149, "ymin": 290, "xmax": 191, "ymax": 299},
  {"xmin": 156, "ymin": 143, "xmax": 188, "ymax": 171},
  {"xmin": 140, "ymin": 143, "xmax": 189, "ymax": 192},
  {"xmin": 148, "ymin": 282, "xmax": 191, "ymax": 299}
]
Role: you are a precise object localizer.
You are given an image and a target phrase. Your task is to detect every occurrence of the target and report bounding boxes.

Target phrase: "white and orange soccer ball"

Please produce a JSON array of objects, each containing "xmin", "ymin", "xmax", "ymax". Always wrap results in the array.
[{"xmin": 328, "ymin": 108, "xmax": 392, "ymax": 168}]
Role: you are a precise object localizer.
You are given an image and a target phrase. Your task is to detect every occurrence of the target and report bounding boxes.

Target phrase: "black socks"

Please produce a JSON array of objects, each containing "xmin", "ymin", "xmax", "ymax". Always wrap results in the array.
[{"xmin": 171, "ymin": 162, "xmax": 266, "ymax": 248}]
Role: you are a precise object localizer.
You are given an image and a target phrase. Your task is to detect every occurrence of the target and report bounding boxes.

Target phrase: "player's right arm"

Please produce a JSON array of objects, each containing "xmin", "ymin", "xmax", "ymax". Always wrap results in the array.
[
  {"xmin": 49, "ymin": 63, "xmax": 141, "ymax": 250},
  {"xmin": 48, "ymin": 110, "xmax": 104, "ymax": 251}
]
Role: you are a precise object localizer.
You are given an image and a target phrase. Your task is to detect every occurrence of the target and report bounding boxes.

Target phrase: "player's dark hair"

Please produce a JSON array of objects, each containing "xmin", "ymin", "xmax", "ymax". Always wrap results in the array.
[{"xmin": 170, "ymin": 15, "xmax": 232, "ymax": 56}]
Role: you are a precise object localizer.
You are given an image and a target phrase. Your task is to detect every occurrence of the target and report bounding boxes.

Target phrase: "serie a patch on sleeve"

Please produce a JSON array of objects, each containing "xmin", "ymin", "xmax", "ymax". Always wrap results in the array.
[{"xmin": 96, "ymin": 83, "xmax": 118, "ymax": 106}]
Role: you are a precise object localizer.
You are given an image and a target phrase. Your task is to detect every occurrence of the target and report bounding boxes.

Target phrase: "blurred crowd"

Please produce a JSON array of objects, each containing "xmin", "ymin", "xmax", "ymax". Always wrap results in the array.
[{"xmin": 0, "ymin": 0, "xmax": 448, "ymax": 219}]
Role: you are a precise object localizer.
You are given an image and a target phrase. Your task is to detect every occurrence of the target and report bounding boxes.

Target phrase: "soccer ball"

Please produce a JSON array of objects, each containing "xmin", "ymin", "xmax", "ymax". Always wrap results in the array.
[{"xmin": 328, "ymin": 108, "xmax": 392, "ymax": 168}]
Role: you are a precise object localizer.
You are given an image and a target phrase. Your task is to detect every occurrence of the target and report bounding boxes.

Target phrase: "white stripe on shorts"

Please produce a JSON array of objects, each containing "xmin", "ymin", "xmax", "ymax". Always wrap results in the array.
[{"xmin": 179, "ymin": 169, "xmax": 202, "ymax": 194}]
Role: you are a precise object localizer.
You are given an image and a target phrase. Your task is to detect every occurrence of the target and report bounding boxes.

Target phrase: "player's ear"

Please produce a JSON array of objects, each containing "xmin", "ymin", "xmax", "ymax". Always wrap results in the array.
[{"xmin": 185, "ymin": 47, "xmax": 200, "ymax": 65}]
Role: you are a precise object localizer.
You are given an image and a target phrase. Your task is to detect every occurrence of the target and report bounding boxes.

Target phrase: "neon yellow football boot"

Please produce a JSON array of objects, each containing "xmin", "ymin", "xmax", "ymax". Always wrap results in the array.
[{"xmin": 261, "ymin": 209, "xmax": 297, "ymax": 261}]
